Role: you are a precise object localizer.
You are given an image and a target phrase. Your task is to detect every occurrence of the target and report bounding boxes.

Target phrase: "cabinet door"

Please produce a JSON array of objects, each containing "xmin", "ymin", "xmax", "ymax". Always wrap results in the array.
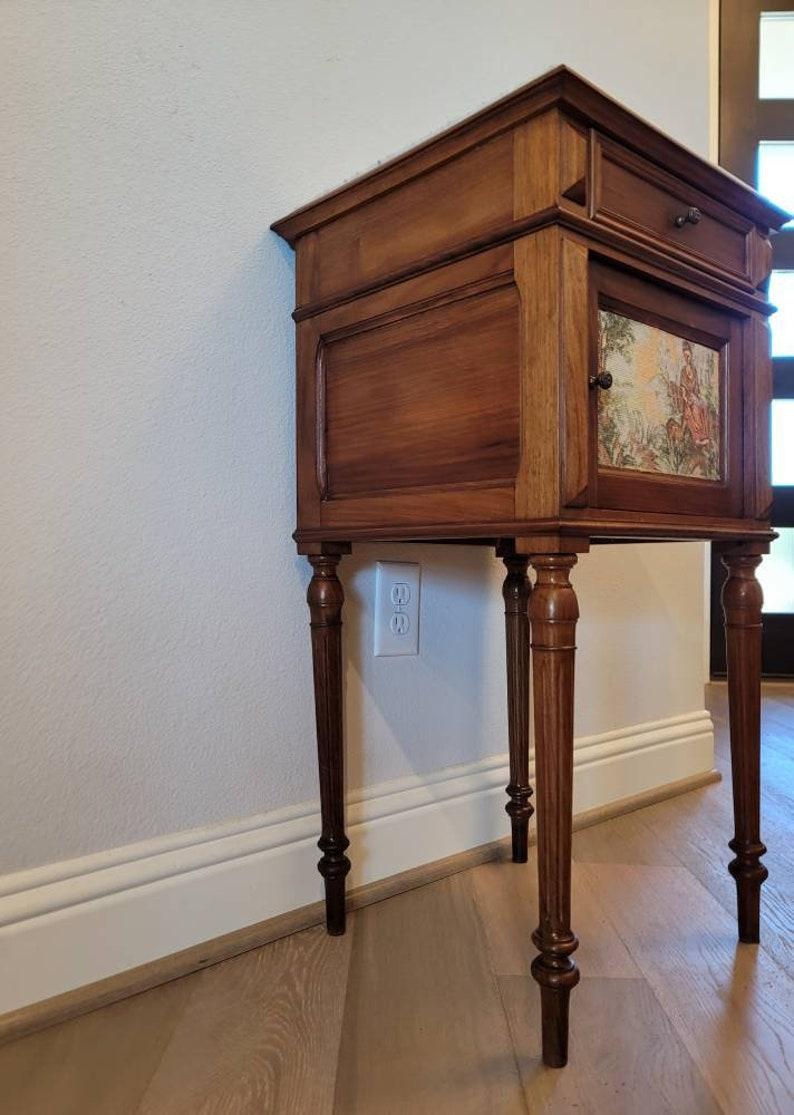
[{"xmin": 588, "ymin": 260, "xmax": 746, "ymax": 517}]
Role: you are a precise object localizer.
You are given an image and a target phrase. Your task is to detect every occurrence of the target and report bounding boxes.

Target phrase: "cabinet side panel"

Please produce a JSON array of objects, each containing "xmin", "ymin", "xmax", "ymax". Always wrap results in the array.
[
  {"xmin": 306, "ymin": 132, "xmax": 514, "ymax": 305},
  {"xmin": 323, "ymin": 285, "xmax": 520, "ymax": 498}
]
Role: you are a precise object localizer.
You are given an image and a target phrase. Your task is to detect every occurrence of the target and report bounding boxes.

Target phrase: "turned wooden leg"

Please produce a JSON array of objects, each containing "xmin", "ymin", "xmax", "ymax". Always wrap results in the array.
[
  {"xmin": 721, "ymin": 551, "xmax": 767, "ymax": 944},
  {"xmin": 501, "ymin": 551, "xmax": 533, "ymax": 862},
  {"xmin": 528, "ymin": 554, "xmax": 580, "ymax": 1068},
  {"xmin": 307, "ymin": 552, "xmax": 350, "ymax": 935}
]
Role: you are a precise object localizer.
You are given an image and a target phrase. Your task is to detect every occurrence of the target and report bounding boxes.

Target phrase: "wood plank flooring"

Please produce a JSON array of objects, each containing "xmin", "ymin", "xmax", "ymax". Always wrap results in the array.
[{"xmin": 1, "ymin": 684, "xmax": 792, "ymax": 1114}]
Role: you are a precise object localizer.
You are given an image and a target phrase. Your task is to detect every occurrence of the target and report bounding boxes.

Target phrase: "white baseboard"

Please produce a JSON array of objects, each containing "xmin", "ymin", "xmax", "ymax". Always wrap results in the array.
[{"xmin": 0, "ymin": 710, "xmax": 713, "ymax": 1014}]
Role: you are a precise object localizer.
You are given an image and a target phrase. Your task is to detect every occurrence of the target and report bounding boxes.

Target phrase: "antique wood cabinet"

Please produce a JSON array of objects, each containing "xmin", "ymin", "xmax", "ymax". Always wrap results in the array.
[{"xmin": 272, "ymin": 67, "xmax": 789, "ymax": 1068}]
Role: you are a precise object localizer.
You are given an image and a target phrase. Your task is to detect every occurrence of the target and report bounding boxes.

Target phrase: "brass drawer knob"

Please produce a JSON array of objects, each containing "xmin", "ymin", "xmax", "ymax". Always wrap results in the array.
[
  {"xmin": 674, "ymin": 206, "xmax": 701, "ymax": 228},
  {"xmin": 589, "ymin": 371, "xmax": 613, "ymax": 390}
]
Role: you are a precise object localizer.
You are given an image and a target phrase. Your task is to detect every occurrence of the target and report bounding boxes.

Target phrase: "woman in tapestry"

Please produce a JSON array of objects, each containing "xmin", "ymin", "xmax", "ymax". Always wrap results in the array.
[
  {"xmin": 596, "ymin": 309, "xmax": 720, "ymax": 480},
  {"xmin": 664, "ymin": 338, "xmax": 718, "ymax": 479},
  {"xmin": 679, "ymin": 341, "xmax": 711, "ymax": 447}
]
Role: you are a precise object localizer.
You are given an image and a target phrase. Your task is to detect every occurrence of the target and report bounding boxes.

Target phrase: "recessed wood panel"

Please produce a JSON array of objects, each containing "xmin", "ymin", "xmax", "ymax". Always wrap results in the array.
[{"xmin": 323, "ymin": 285, "xmax": 520, "ymax": 498}]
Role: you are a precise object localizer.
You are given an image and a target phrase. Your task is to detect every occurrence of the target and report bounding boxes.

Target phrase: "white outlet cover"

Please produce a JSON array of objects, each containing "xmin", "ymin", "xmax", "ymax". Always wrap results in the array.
[{"xmin": 374, "ymin": 561, "xmax": 421, "ymax": 656}]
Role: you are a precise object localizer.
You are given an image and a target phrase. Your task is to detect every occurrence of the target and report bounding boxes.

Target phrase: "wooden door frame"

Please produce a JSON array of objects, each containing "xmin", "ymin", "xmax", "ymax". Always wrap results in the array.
[{"xmin": 711, "ymin": 0, "xmax": 794, "ymax": 677}]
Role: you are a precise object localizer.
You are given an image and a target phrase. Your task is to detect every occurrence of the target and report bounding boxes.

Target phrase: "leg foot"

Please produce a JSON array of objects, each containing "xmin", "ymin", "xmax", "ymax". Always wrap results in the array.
[
  {"xmin": 500, "ymin": 548, "xmax": 533, "ymax": 863},
  {"xmin": 307, "ymin": 551, "xmax": 351, "ymax": 935},
  {"xmin": 508, "ymin": 799, "xmax": 531, "ymax": 864},
  {"xmin": 319, "ymin": 862, "xmax": 349, "ymax": 936},
  {"xmin": 529, "ymin": 553, "xmax": 580, "ymax": 1067},
  {"xmin": 728, "ymin": 838, "xmax": 767, "ymax": 943},
  {"xmin": 721, "ymin": 551, "xmax": 767, "ymax": 944},
  {"xmin": 535, "ymin": 976, "xmax": 578, "ymax": 1068}
]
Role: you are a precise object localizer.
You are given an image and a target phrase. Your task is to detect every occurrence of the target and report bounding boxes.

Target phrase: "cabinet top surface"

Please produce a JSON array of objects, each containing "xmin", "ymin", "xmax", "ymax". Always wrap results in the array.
[{"xmin": 271, "ymin": 65, "xmax": 789, "ymax": 245}]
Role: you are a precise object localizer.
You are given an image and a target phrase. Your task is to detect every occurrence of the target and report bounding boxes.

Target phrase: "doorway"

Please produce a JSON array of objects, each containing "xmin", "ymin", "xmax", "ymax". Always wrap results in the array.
[{"xmin": 712, "ymin": 1, "xmax": 794, "ymax": 676}]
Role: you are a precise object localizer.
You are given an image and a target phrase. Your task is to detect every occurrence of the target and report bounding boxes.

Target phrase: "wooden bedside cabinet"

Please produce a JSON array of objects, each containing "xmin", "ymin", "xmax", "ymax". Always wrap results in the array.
[{"xmin": 272, "ymin": 66, "xmax": 789, "ymax": 1068}]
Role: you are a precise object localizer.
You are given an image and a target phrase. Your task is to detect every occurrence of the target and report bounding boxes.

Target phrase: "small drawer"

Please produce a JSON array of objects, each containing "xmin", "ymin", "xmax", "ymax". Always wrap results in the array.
[{"xmin": 592, "ymin": 136, "xmax": 753, "ymax": 287}]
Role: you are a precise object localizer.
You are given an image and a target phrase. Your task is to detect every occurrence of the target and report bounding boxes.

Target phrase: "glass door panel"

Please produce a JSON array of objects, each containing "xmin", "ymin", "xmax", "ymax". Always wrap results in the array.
[
  {"xmin": 759, "ymin": 12, "xmax": 794, "ymax": 98},
  {"xmin": 769, "ymin": 271, "xmax": 794, "ymax": 355},
  {"xmin": 771, "ymin": 399, "xmax": 794, "ymax": 484},
  {"xmin": 713, "ymin": 2, "xmax": 794, "ymax": 676},
  {"xmin": 758, "ymin": 528, "xmax": 794, "ymax": 613},
  {"xmin": 757, "ymin": 142, "xmax": 794, "ymax": 225}
]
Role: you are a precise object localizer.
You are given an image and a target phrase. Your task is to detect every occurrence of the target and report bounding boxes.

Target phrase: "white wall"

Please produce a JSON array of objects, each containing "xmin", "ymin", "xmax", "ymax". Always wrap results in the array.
[{"xmin": 0, "ymin": 0, "xmax": 715, "ymax": 1007}]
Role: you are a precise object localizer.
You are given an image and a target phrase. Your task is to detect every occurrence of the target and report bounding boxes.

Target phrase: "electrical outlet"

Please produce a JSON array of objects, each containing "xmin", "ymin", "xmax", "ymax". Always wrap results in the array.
[{"xmin": 374, "ymin": 561, "xmax": 420, "ymax": 656}]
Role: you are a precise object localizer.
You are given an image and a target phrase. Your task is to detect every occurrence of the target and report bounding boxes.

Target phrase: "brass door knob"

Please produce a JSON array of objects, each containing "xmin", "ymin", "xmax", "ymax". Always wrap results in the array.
[{"xmin": 589, "ymin": 371, "xmax": 613, "ymax": 390}]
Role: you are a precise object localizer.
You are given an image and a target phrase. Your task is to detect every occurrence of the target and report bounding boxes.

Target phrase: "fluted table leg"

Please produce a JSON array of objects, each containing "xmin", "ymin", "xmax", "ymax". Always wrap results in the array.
[
  {"xmin": 528, "ymin": 553, "xmax": 580, "ymax": 1068},
  {"xmin": 721, "ymin": 550, "xmax": 767, "ymax": 944},
  {"xmin": 501, "ymin": 549, "xmax": 533, "ymax": 862},
  {"xmin": 307, "ymin": 550, "xmax": 351, "ymax": 935}
]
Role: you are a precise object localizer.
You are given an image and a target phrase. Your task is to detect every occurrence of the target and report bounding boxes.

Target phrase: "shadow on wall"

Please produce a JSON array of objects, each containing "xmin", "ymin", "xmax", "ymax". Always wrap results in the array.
[
  {"xmin": 103, "ymin": 227, "xmax": 706, "ymax": 846},
  {"xmin": 342, "ymin": 543, "xmax": 504, "ymax": 794},
  {"xmin": 334, "ymin": 540, "xmax": 706, "ymax": 797}
]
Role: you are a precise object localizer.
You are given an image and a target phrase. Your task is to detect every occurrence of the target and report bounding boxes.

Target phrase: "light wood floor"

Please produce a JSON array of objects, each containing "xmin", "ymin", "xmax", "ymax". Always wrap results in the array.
[{"xmin": 1, "ymin": 684, "xmax": 792, "ymax": 1114}]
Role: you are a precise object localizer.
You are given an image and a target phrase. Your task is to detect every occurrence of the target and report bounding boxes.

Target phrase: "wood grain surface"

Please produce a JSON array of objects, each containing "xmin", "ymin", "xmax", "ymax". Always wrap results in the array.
[
  {"xmin": 278, "ymin": 67, "xmax": 784, "ymax": 547},
  {"xmin": 137, "ymin": 927, "xmax": 353, "ymax": 1115},
  {"xmin": 333, "ymin": 873, "xmax": 526, "ymax": 1115},
  {"xmin": 0, "ymin": 684, "xmax": 791, "ymax": 1113}
]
